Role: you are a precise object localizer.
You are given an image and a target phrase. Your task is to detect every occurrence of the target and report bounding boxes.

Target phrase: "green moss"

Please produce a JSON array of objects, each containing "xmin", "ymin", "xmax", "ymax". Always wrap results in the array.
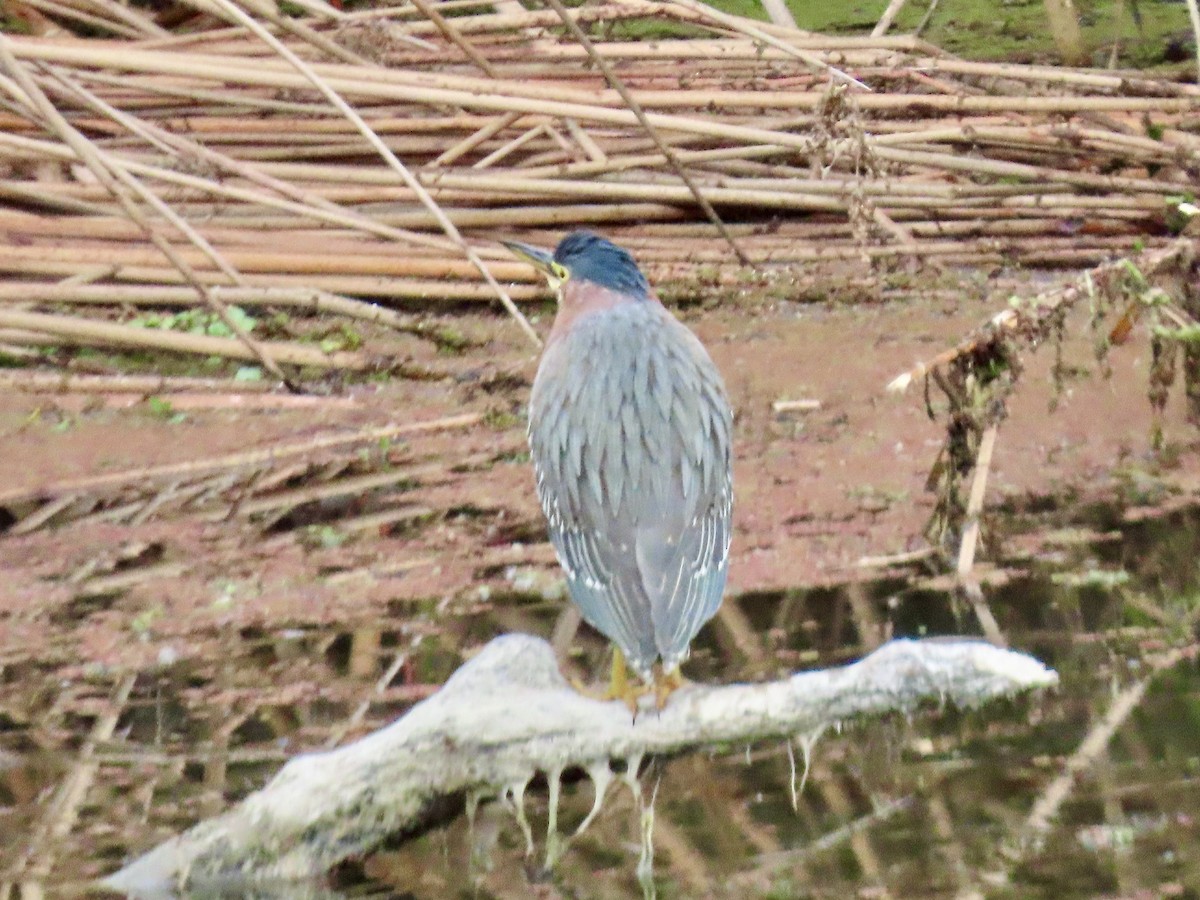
[
  {"xmin": 143, "ymin": 396, "xmax": 188, "ymax": 424},
  {"xmin": 482, "ymin": 407, "xmax": 523, "ymax": 430},
  {"xmin": 426, "ymin": 324, "xmax": 472, "ymax": 355},
  {"xmin": 129, "ymin": 305, "xmax": 257, "ymax": 338},
  {"xmin": 310, "ymin": 322, "xmax": 363, "ymax": 354}
]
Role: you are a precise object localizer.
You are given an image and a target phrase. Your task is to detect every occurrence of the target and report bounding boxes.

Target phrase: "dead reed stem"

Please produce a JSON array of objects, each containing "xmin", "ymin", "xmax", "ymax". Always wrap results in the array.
[
  {"xmin": 203, "ymin": 0, "xmax": 543, "ymax": 347},
  {"xmin": 545, "ymin": 0, "xmax": 749, "ymax": 264},
  {"xmin": 0, "ymin": 370, "xmax": 278, "ymax": 393},
  {"xmin": 955, "ymin": 423, "xmax": 1005, "ymax": 646},
  {"xmin": 0, "ymin": 36, "xmax": 295, "ymax": 384},
  {"xmin": 0, "ymin": 0, "xmax": 1193, "ymax": 376},
  {"xmin": 0, "ymin": 307, "xmax": 372, "ymax": 368},
  {"xmin": 0, "ymin": 411, "xmax": 481, "ymax": 505}
]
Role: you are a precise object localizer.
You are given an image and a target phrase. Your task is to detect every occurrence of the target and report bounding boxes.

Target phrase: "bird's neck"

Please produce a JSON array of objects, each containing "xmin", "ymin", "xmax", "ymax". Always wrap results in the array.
[{"xmin": 548, "ymin": 278, "xmax": 654, "ymax": 344}]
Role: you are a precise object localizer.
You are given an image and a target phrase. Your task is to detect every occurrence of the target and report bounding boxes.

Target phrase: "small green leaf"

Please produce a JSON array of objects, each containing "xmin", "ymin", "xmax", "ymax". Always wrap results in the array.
[
  {"xmin": 301, "ymin": 525, "xmax": 348, "ymax": 550},
  {"xmin": 225, "ymin": 305, "xmax": 256, "ymax": 332},
  {"xmin": 145, "ymin": 396, "xmax": 187, "ymax": 423},
  {"xmin": 146, "ymin": 396, "xmax": 172, "ymax": 416},
  {"xmin": 1120, "ymin": 259, "xmax": 1148, "ymax": 289},
  {"xmin": 131, "ymin": 605, "xmax": 164, "ymax": 635}
]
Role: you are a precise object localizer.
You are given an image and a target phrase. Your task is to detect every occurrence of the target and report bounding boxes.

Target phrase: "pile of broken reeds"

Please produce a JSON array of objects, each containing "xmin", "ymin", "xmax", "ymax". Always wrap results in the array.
[{"xmin": 0, "ymin": 0, "xmax": 1199, "ymax": 374}]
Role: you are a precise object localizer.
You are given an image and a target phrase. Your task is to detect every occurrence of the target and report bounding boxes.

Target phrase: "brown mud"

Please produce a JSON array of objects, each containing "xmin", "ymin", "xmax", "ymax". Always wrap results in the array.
[{"xmin": 2, "ymin": 269, "xmax": 1196, "ymax": 674}]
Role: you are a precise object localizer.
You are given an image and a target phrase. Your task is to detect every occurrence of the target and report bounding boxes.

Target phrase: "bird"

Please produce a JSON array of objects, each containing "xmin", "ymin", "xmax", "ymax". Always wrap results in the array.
[{"xmin": 503, "ymin": 230, "xmax": 733, "ymax": 707}]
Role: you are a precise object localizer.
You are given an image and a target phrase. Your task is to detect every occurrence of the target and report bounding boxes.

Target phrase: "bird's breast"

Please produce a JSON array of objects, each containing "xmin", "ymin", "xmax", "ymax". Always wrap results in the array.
[
  {"xmin": 546, "ymin": 280, "xmax": 644, "ymax": 345},
  {"xmin": 529, "ymin": 303, "xmax": 731, "ymax": 526}
]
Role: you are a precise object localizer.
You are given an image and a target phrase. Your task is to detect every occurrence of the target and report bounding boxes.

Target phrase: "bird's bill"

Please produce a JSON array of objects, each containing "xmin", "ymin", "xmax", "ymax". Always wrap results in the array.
[{"xmin": 501, "ymin": 240, "xmax": 555, "ymax": 275}]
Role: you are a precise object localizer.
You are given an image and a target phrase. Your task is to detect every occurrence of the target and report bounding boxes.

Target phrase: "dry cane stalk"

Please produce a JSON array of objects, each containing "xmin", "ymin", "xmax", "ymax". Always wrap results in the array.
[
  {"xmin": 0, "ymin": 7, "xmax": 1192, "ymax": 318},
  {"xmin": 658, "ymin": 0, "xmax": 866, "ymax": 88},
  {"xmin": 542, "ymin": 0, "xmax": 749, "ymax": 264},
  {"xmin": 43, "ymin": 64, "xmax": 467, "ymax": 256},
  {"xmin": 195, "ymin": 0, "xmax": 542, "ymax": 348},
  {"xmin": 955, "ymin": 423, "xmax": 1005, "ymax": 646},
  {"xmin": 0, "ymin": 370, "xmax": 278, "ymax": 393},
  {"xmin": 0, "ymin": 40, "xmax": 296, "ymax": 386},
  {"xmin": 0, "ymin": 411, "xmax": 482, "ymax": 504},
  {"xmin": 0, "ymin": 282, "xmax": 433, "ymax": 333},
  {"xmin": 405, "ymin": 0, "xmax": 496, "ymax": 76},
  {"xmin": 0, "ymin": 308, "xmax": 373, "ymax": 369}
]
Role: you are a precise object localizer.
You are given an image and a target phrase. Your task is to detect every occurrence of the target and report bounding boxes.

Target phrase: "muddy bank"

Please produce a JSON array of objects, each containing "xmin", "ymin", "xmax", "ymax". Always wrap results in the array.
[{"xmin": 2, "ymin": 272, "xmax": 1196, "ymax": 676}]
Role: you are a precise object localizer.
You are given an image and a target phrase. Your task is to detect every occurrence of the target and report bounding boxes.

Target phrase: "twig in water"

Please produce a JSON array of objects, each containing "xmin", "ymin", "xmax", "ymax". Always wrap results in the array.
[
  {"xmin": 324, "ymin": 633, "xmax": 426, "ymax": 749},
  {"xmin": 746, "ymin": 794, "xmax": 914, "ymax": 875},
  {"xmin": 10, "ymin": 674, "xmax": 137, "ymax": 882},
  {"xmin": 956, "ymin": 422, "xmax": 1005, "ymax": 646},
  {"xmin": 1020, "ymin": 643, "xmax": 1197, "ymax": 845},
  {"xmin": 857, "ymin": 547, "xmax": 937, "ymax": 568}
]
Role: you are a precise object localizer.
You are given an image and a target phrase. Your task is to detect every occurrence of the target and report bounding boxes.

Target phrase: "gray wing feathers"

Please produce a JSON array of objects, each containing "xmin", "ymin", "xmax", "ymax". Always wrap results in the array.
[{"xmin": 529, "ymin": 303, "xmax": 732, "ymax": 676}]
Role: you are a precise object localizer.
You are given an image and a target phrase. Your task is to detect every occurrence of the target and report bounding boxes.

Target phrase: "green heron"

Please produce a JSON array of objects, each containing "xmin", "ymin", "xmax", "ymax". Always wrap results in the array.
[{"xmin": 504, "ymin": 231, "xmax": 733, "ymax": 705}]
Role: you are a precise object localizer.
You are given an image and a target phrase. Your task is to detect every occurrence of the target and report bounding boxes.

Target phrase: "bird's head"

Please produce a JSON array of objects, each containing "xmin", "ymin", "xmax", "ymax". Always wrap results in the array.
[{"xmin": 503, "ymin": 230, "xmax": 650, "ymax": 302}]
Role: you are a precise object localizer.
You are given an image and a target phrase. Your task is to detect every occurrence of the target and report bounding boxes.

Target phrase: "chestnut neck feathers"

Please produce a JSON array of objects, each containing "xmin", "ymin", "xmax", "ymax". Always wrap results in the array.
[{"xmin": 546, "ymin": 231, "xmax": 655, "ymax": 345}]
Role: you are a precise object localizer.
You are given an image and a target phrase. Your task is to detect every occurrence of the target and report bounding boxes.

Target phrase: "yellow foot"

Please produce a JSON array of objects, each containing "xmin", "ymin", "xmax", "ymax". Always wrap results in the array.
[
  {"xmin": 603, "ymin": 646, "xmax": 651, "ymax": 714},
  {"xmin": 653, "ymin": 667, "xmax": 687, "ymax": 709}
]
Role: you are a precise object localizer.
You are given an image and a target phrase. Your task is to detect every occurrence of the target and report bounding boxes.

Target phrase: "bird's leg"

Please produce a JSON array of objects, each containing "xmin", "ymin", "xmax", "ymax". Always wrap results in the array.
[
  {"xmin": 603, "ymin": 647, "xmax": 649, "ymax": 713},
  {"xmin": 653, "ymin": 665, "xmax": 687, "ymax": 709},
  {"xmin": 608, "ymin": 646, "xmax": 629, "ymax": 700}
]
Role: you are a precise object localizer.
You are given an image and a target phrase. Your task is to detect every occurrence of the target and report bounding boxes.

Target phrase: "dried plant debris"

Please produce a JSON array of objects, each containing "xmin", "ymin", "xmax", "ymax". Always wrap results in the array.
[
  {"xmin": 922, "ymin": 329, "xmax": 1022, "ymax": 551},
  {"xmin": 0, "ymin": 413, "xmax": 485, "ymax": 535},
  {"xmin": 892, "ymin": 239, "xmax": 1199, "ymax": 556},
  {"xmin": 0, "ymin": 0, "xmax": 1197, "ymax": 379}
]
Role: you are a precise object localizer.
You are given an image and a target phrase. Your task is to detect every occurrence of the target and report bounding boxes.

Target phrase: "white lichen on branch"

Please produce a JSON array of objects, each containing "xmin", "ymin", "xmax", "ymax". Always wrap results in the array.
[{"xmin": 105, "ymin": 633, "xmax": 1057, "ymax": 897}]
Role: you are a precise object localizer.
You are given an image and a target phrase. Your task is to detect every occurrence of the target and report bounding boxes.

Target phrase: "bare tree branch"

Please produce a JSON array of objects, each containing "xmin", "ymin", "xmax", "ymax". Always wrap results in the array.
[{"xmin": 104, "ymin": 633, "xmax": 1057, "ymax": 897}]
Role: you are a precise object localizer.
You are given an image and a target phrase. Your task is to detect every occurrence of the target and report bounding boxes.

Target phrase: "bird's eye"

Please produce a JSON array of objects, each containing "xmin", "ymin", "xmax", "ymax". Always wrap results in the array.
[{"xmin": 550, "ymin": 262, "xmax": 569, "ymax": 281}]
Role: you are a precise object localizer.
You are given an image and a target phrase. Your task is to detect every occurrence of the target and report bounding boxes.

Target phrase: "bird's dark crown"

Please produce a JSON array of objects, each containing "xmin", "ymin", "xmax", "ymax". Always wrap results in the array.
[{"xmin": 553, "ymin": 231, "xmax": 650, "ymax": 300}]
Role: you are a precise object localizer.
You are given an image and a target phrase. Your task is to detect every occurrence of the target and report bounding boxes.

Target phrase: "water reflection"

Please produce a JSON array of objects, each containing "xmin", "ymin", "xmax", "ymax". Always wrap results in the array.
[{"xmin": 2, "ymin": 503, "xmax": 1200, "ymax": 898}]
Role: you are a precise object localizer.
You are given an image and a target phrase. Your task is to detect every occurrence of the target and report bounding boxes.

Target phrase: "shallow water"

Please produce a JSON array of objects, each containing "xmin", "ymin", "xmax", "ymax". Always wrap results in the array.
[{"xmin": 3, "ymin": 502, "xmax": 1200, "ymax": 899}]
